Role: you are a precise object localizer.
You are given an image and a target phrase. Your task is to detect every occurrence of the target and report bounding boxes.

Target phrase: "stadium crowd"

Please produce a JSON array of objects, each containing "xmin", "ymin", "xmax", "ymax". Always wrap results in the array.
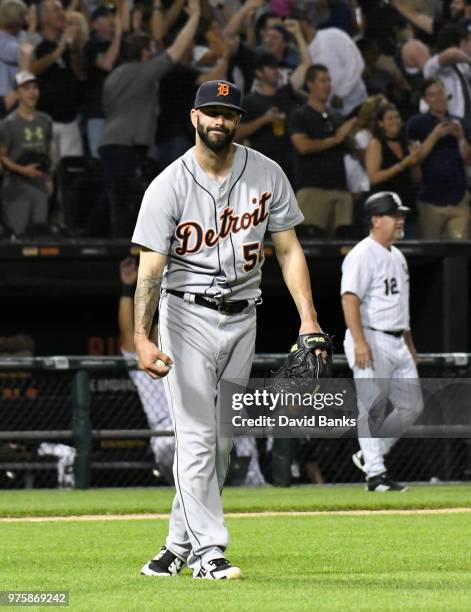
[{"xmin": 0, "ymin": 0, "xmax": 470, "ymax": 240}]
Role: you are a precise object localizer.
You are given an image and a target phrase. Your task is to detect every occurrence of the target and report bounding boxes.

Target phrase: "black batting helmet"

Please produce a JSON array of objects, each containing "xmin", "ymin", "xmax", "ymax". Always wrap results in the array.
[{"xmin": 364, "ymin": 191, "xmax": 410, "ymax": 219}]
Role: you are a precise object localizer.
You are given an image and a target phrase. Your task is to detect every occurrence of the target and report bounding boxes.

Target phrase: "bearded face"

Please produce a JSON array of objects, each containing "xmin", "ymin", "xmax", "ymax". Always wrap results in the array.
[{"xmin": 196, "ymin": 115, "xmax": 238, "ymax": 153}]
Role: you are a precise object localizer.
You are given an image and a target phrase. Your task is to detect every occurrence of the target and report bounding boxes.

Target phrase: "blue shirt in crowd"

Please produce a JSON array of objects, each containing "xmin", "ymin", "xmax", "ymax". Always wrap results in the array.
[
  {"xmin": 0, "ymin": 31, "xmax": 20, "ymax": 96},
  {"xmin": 406, "ymin": 112, "xmax": 471, "ymax": 206}
]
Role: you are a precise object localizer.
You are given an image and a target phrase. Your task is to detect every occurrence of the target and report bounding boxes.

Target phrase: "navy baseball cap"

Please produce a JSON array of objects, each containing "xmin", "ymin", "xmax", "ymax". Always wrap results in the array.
[
  {"xmin": 193, "ymin": 80, "xmax": 246, "ymax": 115},
  {"xmin": 364, "ymin": 192, "xmax": 410, "ymax": 218}
]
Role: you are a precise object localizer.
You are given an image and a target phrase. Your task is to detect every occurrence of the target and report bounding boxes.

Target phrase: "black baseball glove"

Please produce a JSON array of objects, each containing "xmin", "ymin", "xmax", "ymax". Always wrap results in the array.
[{"xmin": 272, "ymin": 333, "xmax": 334, "ymax": 384}]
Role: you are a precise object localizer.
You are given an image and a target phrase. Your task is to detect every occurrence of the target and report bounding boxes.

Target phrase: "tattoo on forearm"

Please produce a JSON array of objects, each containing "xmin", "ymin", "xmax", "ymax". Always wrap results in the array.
[{"xmin": 134, "ymin": 274, "xmax": 162, "ymax": 337}]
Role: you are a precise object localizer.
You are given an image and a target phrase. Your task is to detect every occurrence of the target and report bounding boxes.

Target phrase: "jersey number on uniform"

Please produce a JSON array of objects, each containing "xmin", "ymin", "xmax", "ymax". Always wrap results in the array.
[
  {"xmin": 384, "ymin": 277, "xmax": 399, "ymax": 295},
  {"xmin": 243, "ymin": 242, "xmax": 264, "ymax": 272}
]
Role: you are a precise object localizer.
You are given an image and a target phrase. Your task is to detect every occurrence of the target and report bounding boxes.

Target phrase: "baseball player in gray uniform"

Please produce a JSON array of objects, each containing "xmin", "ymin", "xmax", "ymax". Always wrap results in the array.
[
  {"xmin": 119, "ymin": 257, "xmax": 266, "ymax": 486},
  {"xmin": 132, "ymin": 80, "xmax": 327, "ymax": 580},
  {"xmin": 341, "ymin": 192, "xmax": 423, "ymax": 492}
]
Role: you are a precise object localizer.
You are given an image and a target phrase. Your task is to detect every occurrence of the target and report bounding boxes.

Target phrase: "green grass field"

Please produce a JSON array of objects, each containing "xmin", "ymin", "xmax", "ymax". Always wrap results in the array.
[{"xmin": 2, "ymin": 485, "xmax": 471, "ymax": 611}]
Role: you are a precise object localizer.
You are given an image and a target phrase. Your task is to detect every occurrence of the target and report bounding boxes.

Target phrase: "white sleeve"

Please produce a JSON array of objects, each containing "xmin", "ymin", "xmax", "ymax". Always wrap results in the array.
[
  {"xmin": 354, "ymin": 129, "xmax": 371, "ymax": 150},
  {"xmin": 340, "ymin": 250, "xmax": 372, "ymax": 300},
  {"xmin": 423, "ymin": 55, "xmax": 441, "ymax": 78},
  {"xmin": 193, "ymin": 45, "xmax": 209, "ymax": 64},
  {"xmin": 324, "ymin": 30, "xmax": 365, "ymax": 99}
]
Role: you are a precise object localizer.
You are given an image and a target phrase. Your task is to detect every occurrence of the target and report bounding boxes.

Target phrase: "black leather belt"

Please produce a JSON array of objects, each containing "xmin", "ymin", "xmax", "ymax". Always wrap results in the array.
[
  {"xmin": 367, "ymin": 326, "xmax": 404, "ymax": 338},
  {"xmin": 167, "ymin": 290, "xmax": 249, "ymax": 315}
]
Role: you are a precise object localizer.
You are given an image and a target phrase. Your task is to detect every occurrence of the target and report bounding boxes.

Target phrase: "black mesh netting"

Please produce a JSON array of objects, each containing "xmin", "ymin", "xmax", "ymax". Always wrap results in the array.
[{"xmin": 0, "ymin": 360, "xmax": 470, "ymax": 488}]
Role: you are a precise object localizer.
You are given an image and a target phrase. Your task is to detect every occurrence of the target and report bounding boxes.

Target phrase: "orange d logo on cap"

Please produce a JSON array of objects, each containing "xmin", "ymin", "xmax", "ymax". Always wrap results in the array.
[
  {"xmin": 193, "ymin": 80, "xmax": 246, "ymax": 114},
  {"xmin": 217, "ymin": 83, "xmax": 230, "ymax": 97}
]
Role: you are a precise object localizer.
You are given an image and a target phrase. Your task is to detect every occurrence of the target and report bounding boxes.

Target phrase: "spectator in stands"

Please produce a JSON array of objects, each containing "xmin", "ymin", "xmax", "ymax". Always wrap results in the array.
[
  {"xmin": 0, "ymin": 0, "xmax": 36, "ymax": 119},
  {"xmin": 390, "ymin": 0, "xmax": 466, "ymax": 38},
  {"xmin": 118, "ymin": 257, "xmax": 265, "ymax": 486},
  {"xmin": 423, "ymin": 23, "xmax": 471, "ymax": 123},
  {"xmin": 359, "ymin": 0, "xmax": 409, "ymax": 57},
  {"xmin": 317, "ymin": 0, "xmax": 358, "ymax": 37},
  {"xmin": 218, "ymin": 0, "xmax": 258, "ymax": 51},
  {"xmin": 401, "ymin": 38, "xmax": 430, "ymax": 75},
  {"xmin": 84, "ymin": 6, "xmax": 123, "ymax": 158},
  {"xmin": 462, "ymin": 0, "xmax": 471, "ymax": 22},
  {"xmin": 32, "ymin": 0, "xmax": 86, "ymax": 163},
  {"xmin": 407, "ymin": 77, "xmax": 471, "ymax": 239},
  {"xmin": 237, "ymin": 20, "xmax": 311, "ymax": 184},
  {"xmin": 344, "ymin": 95, "xmax": 387, "ymax": 209},
  {"xmin": 290, "ymin": 64, "xmax": 356, "ymax": 237},
  {"xmin": 295, "ymin": 8, "xmax": 367, "ymax": 116},
  {"xmin": 150, "ymin": 0, "xmax": 186, "ymax": 46},
  {"xmin": 163, "ymin": 0, "xmax": 191, "ymax": 30},
  {"xmin": 0, "ymin": 0, "xmax": 30, "ymax": 92},
  {"xmin": 218, "ymin": 0, "xmax": 267, "ymax": 92},
  {"xmin": 193, "ymin": 15, "xmax": 226, "ymax": 72},
  {"xmin": 254, "ymin": 10, "xmax": 282, "ymax": 47},
  {"xmin": 191, "ymin": 2, "xmax": 258, "ymax": 94},
  {"xmin": 65, "ymin": 9, "xmax": 89, "ymax": 48},
  {"xmin": 366, "ymin": 102, "xmax": 420, "ymax": 235},
  {"xmin": 0, "ymin": 71, "xmax": 52, "ymax": 237},
  {"xmin": 351, "ymin": 94, "xmax": 387, "ymax": 160},
  {"xmin": 261, "ymin": 22, "xmax": 299, "ymax": 80},
  {"xmin": 398, "ymin": 38, "xmax": 430, "ymax": 113},
  {"xmin": 99, "ymin": 0, "xmax": 201, "ymax": 237},
  {"xmin": 353, "ymin": 35, "xmax": 412, "ymax": 115},
  {"xmin": 357, "ymin": 38, "xmax": 397, "ymax": 98}
]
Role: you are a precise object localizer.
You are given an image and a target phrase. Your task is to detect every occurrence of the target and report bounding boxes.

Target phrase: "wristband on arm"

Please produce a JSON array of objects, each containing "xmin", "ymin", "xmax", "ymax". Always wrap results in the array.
[{"xmin": 121, "ymin": 284, "xmax": 136, "ymax": 298}]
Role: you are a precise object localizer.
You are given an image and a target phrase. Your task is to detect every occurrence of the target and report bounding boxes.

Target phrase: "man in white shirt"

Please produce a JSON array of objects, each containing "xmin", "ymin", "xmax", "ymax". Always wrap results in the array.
[
  {"xmin": 423, "ymin": 23, "xmax": 471, "ymax": 121},
  {"xmin": 296, "ymin": 10, "xmax": 367, "ymax": 116},
  {"xmin": 341, "ymin": 191, "xmax": 423, "ymax": 492}
]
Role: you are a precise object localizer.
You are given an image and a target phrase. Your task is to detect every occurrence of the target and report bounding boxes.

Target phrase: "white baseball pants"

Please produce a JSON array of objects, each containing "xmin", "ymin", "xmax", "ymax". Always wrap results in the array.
[{"xmin": 344, "ymin": 328, "xmax": 423, "ymax": 478}]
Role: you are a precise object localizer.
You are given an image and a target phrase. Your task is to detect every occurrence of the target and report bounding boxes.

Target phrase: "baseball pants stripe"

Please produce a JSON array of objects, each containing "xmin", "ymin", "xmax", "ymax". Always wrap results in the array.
[{"xmin": 159, "ymin": 291, "xmax": 256, "ymax": 573}]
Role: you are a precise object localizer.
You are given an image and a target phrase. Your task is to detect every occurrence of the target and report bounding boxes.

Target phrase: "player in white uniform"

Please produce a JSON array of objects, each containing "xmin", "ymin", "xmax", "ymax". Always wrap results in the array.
[
  {"xmin": 341, "ymin": 192, "xmax": 423, "ymax": 492},
  {"xmin": 131, "ymin": 80, "xmax": 327, "ymax": 579}
]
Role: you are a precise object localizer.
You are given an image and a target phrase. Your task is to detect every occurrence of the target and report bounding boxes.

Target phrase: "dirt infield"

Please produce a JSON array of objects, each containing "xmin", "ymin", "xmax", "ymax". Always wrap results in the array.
[{"xmin": 1, "ymin": 508, "xmax": 471, "ymax": 523}]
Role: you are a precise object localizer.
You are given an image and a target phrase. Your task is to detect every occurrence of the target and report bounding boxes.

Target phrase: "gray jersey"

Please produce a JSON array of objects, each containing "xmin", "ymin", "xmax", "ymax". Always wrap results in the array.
[
  {"xmin": 0, "ymin": 111, "xmax": 52, "ymax": 191},
  {"xmin": 341, "ymin": 236, "xmax": 410, "ymax": 331},
  {"xmin": 132, "ymin": 144, "xmax": 303, "ymax": 300}
]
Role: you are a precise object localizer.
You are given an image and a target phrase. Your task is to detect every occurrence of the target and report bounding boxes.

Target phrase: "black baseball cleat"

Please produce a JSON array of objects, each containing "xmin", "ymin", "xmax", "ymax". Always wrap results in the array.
[
  {"xmin": 352, "ymin": 450, "xmax": 366, "ymax": 473},
  {"xmin": 366, "ymin": 473, "xmax": 408, "ymax": 492},
  {"xmin": 141, "ymin": 546, "xmax": 185, "ymax": 577},
  {"xmin": 193, "ymin": 558, "xmax": 242, "ymax": 580}
]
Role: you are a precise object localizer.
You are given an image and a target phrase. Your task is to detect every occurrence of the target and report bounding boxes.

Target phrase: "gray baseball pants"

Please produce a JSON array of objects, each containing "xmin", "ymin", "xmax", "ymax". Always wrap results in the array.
[
  {"xmin": 158, "ymin": 290, "xmax": 256, "ymax": 574},
  {"xmin": 2, "ymin": 181, "xmax": 48, "ymax": 235}
]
